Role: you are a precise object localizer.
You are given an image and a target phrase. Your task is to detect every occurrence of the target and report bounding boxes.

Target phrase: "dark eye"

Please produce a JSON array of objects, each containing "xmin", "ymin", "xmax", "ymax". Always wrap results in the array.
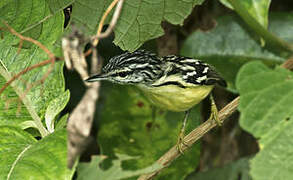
[{"xmin": 118, "ymin": 72, "xmax": 128, "ymax": 77}]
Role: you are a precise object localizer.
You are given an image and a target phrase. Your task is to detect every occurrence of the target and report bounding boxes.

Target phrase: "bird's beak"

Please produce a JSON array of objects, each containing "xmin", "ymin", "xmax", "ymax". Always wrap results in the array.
[{"xmin": 85, "ymin": 73, "xmax": 109, "ymax": 82}]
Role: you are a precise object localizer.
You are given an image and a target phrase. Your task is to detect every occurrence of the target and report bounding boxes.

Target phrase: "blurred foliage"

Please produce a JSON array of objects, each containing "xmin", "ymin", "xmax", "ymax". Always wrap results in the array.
[
  {"xmin": 236, "ymin": 62, "xmax": 293, "ymax": 180},
  {"xmin": 77, "ymin": 153, "xmax": 162, "ymax": 180},
  {"xmin": 97, "ymin": 83, "xmax": 201, "ymax": 180},
  {"xmin": 220, "ymin": 0, "xmax": 271, "ymax": 29},
  {"xmin": 186, "ymin": 157, "xmax": 252, "ymax": 180},
  {"xmin": 181, "ymin": 13, "xmax": 293, "ymax": 90}
]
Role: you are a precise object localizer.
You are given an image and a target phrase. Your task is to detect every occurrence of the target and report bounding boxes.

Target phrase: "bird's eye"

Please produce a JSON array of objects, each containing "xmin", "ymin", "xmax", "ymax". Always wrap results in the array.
[{"xmin": 118, "ymin": 72, "xmax": 128, "ymax": 78}]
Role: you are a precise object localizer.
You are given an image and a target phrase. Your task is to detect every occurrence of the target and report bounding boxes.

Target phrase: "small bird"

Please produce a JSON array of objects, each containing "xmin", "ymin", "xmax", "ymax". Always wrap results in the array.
[{"xmin": 86, "ymin": 50, "xmax": 226, "ymax": 152}]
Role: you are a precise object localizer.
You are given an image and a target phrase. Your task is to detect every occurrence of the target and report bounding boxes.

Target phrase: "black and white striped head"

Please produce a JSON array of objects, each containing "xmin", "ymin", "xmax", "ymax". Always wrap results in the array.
[{"xmin": 85, "ymin": 50, "xmax": 164, "ymax": 85}]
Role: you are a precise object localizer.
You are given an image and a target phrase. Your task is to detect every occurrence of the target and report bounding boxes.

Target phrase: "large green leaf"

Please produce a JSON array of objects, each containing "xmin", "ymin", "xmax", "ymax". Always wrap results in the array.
[
  {"xmin": 250, "ymin": 120, "xmax": 293, "ymax": 180},
  {"xmin": 236, "ymin": 62, "xmax": 293, "ymax": 138},
  {"xmin": 70, "ymin": 0, "xmax": 204, "ymax": 51},
  {"xmin": 0, "ymin": 0, "xmax": 72, "ymax": 46},
  {"xmin": 0, "ymin": 126, "xmax": 73, "ymax": 179},
  {"xmin": 77, "ymin": 153, "xmax": 162, "ymax": 180},
  {"xmin": 98, "ymin": 83, "xmax": 201, "ymax": 180},
  {"xmin": 0, "ymin": 0, "xmax": 68, "ymax": 136},
  {"xmin": 186, "ymin": 157, "xmax": 252, "ymax": 180},
  {"xmin": 236, "ymin": 61, "xmax": 293, "ymax": 179},
  {"xmin": 180, "ymin": 13, "xmax": 293, "ymax": 89},
  {"xmin": 220, "ymin": 0, "xmax": 271, "ymax": 29}
]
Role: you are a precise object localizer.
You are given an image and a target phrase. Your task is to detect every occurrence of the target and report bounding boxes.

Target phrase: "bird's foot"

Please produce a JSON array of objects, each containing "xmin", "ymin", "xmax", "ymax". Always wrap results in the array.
[
  {"xmin": 209, "ymin": 96, "xmax": 222, "ymax": 126},
  {"xmin": 176, "ymin": 131, "xmax": 189, "ymax": 154}
]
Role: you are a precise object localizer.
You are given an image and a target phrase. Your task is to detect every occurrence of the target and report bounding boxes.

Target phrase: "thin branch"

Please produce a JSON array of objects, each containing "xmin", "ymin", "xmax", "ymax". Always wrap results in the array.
[
  {"xmin": 93, "ymin": 0, "xmax": 124, "ymax": 40},
  {"xmin": 138, "ymin": 58, "xmax": 293, "ymax": 180},
  {"xmin": 92, "ymin": 0, "xmax": 124, "ymax": 47},
  {"xmin": 84, "ymin": 0, "xmax": 124, "ymax": 57},
  {"xmin": 138, "ymin": 97, "xmax": 239, "ymax": 180}
]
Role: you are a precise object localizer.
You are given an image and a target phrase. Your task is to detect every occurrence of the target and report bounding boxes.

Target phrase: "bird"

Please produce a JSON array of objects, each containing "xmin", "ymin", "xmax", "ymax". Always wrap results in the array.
[{"xmin": 85, "ymin": 50, "xmax": 226, "ymax": 152}]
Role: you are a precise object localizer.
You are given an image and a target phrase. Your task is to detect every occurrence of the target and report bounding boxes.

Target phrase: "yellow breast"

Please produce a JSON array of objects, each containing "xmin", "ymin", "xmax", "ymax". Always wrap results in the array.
[{"xmin": 138, "ymin": 84, "xmax": 214, "ymax": 112}]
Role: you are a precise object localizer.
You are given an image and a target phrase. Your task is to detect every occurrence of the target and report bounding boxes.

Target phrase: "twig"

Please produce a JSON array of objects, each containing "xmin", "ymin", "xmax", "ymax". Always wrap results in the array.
[
  {"xmin": 138, "ymin": 97, "xmax": 239, "ymax": 180},
  {"xmin": 138, "ymin": 58, "xmax": 293, "ymax": 180},
  {"xmin": 84, "ymin": 0, "xmax": 124, "ymax": 57},
  {"xmin": 93, "ymin": 0, "xmax": 124, "ymax": 41},
  {"xmin": 92, "ymin": 0, "xmax": 124, "ymax": 46}
]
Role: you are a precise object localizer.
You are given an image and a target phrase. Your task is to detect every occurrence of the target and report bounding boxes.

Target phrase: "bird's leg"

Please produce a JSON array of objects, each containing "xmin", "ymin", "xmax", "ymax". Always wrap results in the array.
[
  {"xmin": 209, "ymin": 95, "xmax": 221, "ymax": 126},
  {"xmin": 177, "ymin": 110, "xmax": 190, "ymax": 154}
]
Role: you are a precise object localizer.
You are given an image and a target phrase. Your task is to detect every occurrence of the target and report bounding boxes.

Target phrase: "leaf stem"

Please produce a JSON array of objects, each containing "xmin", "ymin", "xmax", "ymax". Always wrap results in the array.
[{"xmin": 226, "ymin": 0, "xmax": 293, "ymax": 53}]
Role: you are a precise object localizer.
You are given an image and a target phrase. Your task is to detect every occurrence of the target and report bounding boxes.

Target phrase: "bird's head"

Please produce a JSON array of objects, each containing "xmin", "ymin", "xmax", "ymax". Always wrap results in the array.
[{"xmin": 85, "ymin": 50, "xmax": 163, "ymax": 85}]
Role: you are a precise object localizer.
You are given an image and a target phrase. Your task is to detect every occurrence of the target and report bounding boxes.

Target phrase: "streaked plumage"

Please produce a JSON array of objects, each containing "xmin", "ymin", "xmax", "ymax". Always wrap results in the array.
[
  {"xmin": 86, "ymin": 50, "xmax": 225, "ymax": 152},
  {"xmin": 86, "ymin": 50, "xmax": 225, "ymax": 111}
]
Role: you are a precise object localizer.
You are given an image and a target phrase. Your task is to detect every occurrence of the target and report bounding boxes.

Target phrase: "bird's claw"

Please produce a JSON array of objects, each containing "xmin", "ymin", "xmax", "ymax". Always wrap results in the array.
[
  {"xmin": 210, "ymin": 96, "xmax": 222, "ymax": 126},
  {"xmin": 176, "ymin": 131, "xmax": 188, "ymax": 154}
]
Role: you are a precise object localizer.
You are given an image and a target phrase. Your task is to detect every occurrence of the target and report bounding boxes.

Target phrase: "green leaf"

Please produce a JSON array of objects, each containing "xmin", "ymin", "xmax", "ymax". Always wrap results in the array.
[
  {"xmin": 185, "ymin": 157, "xmax": 252, "ymax": 180},
  {"xmin": 0, "ymin": 0, "xmax": 67, "ymax": 136},
  {"xmin": 250, "ymin": 120, "xmax": 293, "ymax": 180},
  {"xmin": 236, "ymin": 61, "xmax": 293, "ymax": 180},
  {"xmin": 56, "ymin": 113, "xmax": 69, "ymax": 130},
  {"xmin": 219, "ymin": 0, "xmax": 271, "ymax": 29},
  {"xmin": 70, "ymin": 0, "xmax": 204, "ymax": 51},
  {"xmin": 77, "ymin": 153, "xmax": 162, "ymax": 180},
  {"xmin": 0, "ymin": 75, "xmax": 32, "ymax": 128},
  {"xmin": 0, "ymin": 0, "xmax": 65, "ymax": 46},
  {"xmin": 0, "ymin": 126, "xmax": 73, "ymax": 179},
  {"xmin": 180, "ymin": 13, "xmax": 293, "ymax": 90},
  {"xmin": 19, "ymin": 120, "xmax": 38, "ymax": 130},
  {"xmin": 98, "ymin": 84, "xmax": 201, "ymax": 180},
  {"xmin": 46, "ymin": 0, "xmax": 74, "ymax": 14},
  {"xmin": 236, "ymin": 62, "xmax": 293, "ymax": 138},
  {"xmin": 45, "ymin": 90, "xmax": 70, "ymax": 133}
]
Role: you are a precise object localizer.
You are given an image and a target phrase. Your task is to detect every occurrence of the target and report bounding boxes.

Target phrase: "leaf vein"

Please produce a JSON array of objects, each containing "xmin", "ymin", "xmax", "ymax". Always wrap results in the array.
[{"xmin": 7, "ymin": 145, "xmax": 31, "ymax": 180}]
